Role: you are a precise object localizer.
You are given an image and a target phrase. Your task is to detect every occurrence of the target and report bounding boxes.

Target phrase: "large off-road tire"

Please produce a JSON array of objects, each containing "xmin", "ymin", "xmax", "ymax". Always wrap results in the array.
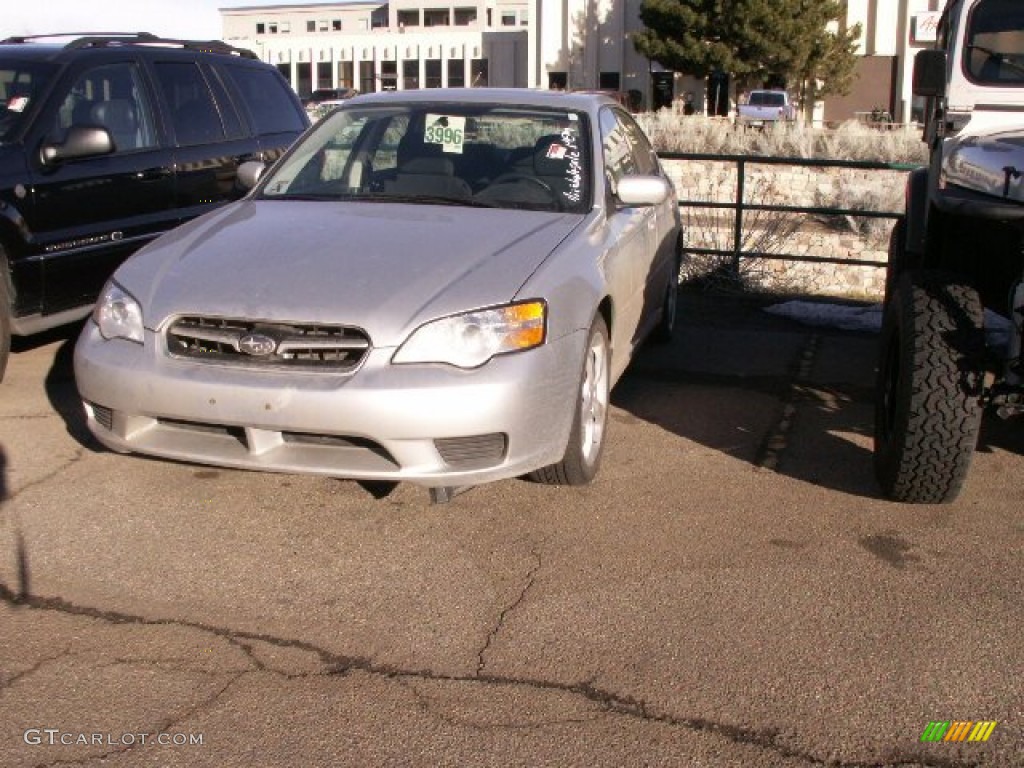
[
  {"xmin": 0, "ymin": 251, "xmax": 11, "ymax": 383},
  {"xmin": 530, "ymin": 315, "xmax": 610, "ymax": 485},
  {"xmin": 873, "ymin": 271, "xmax": 985, "ymax": 503},
  {"xmin": 884, "ymin": 218, "xmax": 907, "ymax": 306}
]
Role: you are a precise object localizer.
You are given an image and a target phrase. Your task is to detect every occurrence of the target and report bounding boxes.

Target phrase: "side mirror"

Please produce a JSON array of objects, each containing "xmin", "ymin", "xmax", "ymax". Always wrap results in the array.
[
  {"xmin": 913, "ymin": 49, "xmax": 947, "ymax": 98},
  {"xmin": 40, "ymin": 125, "xmax": 114, "ymax": 165},
  {"xmin": 237, "ymin": 160, "xmax": 267, "ymax": 190},
  {"xmin": 616, "ymin": 176, "xmax": 671, "ymax": 207}
]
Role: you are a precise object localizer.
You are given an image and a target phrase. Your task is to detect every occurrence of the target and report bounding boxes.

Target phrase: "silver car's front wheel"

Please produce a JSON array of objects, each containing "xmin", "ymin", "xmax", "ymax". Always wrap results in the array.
[{"xmin": 530, "ymin": 316, "xmax": 610, "ymax": 486}]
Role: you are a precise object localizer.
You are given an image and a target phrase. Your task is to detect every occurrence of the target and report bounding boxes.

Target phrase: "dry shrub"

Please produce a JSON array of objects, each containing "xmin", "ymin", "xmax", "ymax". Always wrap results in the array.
[{"xmin": 636, "ymin": 108, "xmax": 927, "ymax": 165}]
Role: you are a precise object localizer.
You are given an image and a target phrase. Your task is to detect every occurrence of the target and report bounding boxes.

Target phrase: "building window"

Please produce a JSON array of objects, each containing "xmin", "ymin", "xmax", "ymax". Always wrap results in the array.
[
  {"xmin": 521, "ymin": 9, "xmax": 529, "ymax": 25},
  {"xmin": 280, "ymin": 22, "xmax": 290, "ymax": 33},
  {"xmin": 548, "ymin": 72, "xmax": 568, "ymax": 90},
  {"xmin": 256, "ymin": 22, "xmax": 266, "ymax": 34},
  {"xmin": 380, "ymin": 60, "xmax": 397, "ymax": 91},
  {"xmin": 403, "ymin": 60, "xmax": 419, "ymax": 90},
  {"xmin": 319, "ymin": 20, "xmax": 329, "ymax": 32},
  {"xmin": 424, "ymin": 10, "xmax": 450, "ymax": 26},
  {"xmin": 398, "ymin": 10, "xmax": 419, "ymax": 27},
  {"xmin": 359, "ymin": 61, "xmax": 375, "ymax": 93},
  {"xmin": 501, "ymin": 11, "xmax": 516, "ymax": 26},
  {"xmin": 447, "ymin": 59, "xmax": 465, "ymax": 87},
  {"xmin": 425, "ymin": 60, "xmax": 442, "ymax": 88},
  {"xmin": 268, "ymin": 22, "xmax": 278, "ymax": 34},
  {"xmin": 454, "ymin": 8, "xmax": 476, "ymax": 25},
  {"xmin": 296, "ymin": 62, "xmax": 312, "ymax": 98},
  {"xmin": 317, "ymin": 62, "xmax": 332, "ymax": 88},
  {"xmin": 470, "ymin": 59, "xmax": 488, "ymax": 87},
  {"xmin": 333, "ymin": 20, "xmax": 342, "ymax": 31},
  {"xmin": 338, "ymin": 61, "xmax": 354, "ymax": 89},
  {"xmin": 599, "ymin": 72, "xmax": 621, "ymax": 90},
  {"xmin": 307, "ymin": 20, "xmax": 315, "ymax": 32}
]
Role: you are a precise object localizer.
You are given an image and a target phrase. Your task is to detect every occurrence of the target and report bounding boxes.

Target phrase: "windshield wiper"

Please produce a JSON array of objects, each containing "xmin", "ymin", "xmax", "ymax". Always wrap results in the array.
[
  {"xmin": 967, "ymin": 44, "xmax": 1024, "ymax": 76},
  {"xmin": 344, "ymin": 193, "xmax": 498, "ymax": 208}
]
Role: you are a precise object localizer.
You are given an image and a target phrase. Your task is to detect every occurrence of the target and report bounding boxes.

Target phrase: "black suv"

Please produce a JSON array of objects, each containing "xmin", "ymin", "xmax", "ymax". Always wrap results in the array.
[{"xmin": 0, "ymin": 33, "xmax": 309, "ymax": 379}]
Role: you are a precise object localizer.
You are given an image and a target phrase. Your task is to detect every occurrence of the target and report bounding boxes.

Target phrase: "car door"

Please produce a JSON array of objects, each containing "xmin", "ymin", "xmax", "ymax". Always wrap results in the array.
[
  {"xmin": 26, "ymin": 58, "xmax": 175, "ymax": 314},
  {"xmin": 150, "ymin": 58, "xmax": 259, "ymax": 223},
  {"xmin": 597, "ymin": 106, "xmax": 660, "ymax": 371},
  {"xmin": 615, "ymin": 108, "xmax": 680, "ymax": 317}
]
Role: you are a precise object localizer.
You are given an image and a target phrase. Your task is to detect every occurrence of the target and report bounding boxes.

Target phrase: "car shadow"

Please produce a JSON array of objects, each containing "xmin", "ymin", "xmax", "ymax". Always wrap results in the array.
[
  {"xmin": 37, "ymin": 324, "xmax": 103, "ymax": 452},
  {"xmin": 614, "ymin": 288, "xmax": 1024, "ymax": 500}
]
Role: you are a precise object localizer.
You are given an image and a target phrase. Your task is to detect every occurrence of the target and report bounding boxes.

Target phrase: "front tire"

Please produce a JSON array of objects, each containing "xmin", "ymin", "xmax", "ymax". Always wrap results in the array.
[
  {"xmin": 873, "ymin": 271, "xmax": 985, "ymax": 503},
  {"xmin": 531, "ymin": 316, "xmax": 610, "ymax": 485}
]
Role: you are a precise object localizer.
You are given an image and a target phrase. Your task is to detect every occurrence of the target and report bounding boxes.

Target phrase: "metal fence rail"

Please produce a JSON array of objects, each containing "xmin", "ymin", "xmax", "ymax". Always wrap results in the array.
[{"xmin": 658, "ymin": 152, "xmax": 923, "ymax": 274}]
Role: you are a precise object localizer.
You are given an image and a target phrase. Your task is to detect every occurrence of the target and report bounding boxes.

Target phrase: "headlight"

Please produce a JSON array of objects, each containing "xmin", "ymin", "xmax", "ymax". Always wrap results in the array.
[
  {"xmin": 393, "ymin": 300, "xmax": 546, "ymax": 368},
  {"xmin": 93, "ymin": 281, "xmax": 144, "ymax": 344}
]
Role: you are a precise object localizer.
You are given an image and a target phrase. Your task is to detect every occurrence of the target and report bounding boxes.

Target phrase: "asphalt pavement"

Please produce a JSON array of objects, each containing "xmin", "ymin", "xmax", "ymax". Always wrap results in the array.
[{"xmin": 1, "ymin": 291, "xmax": 1021, "ymax": 767}]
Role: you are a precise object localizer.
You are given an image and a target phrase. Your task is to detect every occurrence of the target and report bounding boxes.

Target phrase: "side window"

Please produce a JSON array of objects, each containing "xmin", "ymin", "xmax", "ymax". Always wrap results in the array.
[
  {"xmin": 218, "ymin": 64, "xmax": 306, "ymax": 135},
  {"xmin": 53, "ymin": 62, "xmax": 158, "ymax": 152},
  {"xmin": 205, "ymin": 66, "xmax": 246, "ymax": 140},
  {"xmin": 153, "ymin": 61, "xmax": 225, "ymax": 146},
  {"xmin": 599, "ymin": 107, "xmax": 638, "ymax": 195},
  {"xmin": 617, "ymin": 111, "xmax": 660, "ymax": 176}
]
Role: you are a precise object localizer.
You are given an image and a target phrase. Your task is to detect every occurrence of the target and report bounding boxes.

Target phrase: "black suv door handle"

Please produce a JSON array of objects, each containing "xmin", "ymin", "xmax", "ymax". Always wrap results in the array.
[{"xmin": 136, "ymin": 167, "xmax": 172, "ymax": 181}]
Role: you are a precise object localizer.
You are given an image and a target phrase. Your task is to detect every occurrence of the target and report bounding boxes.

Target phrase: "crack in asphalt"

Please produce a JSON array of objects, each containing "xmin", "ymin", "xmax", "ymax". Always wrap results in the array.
[
  {"xmin": 0, "ymin": 582, "xmax": 982, "ymax": 768},
  {"xmin": 476, "ymin": 545, "xmax": 543, "ymax": 676},
  {"xmin": 2, "ymin": 448, "xmax": 87, "ymax": 503}
]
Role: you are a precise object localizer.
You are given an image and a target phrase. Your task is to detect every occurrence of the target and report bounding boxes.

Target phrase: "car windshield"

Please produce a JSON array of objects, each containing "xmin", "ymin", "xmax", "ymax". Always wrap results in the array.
[
  {"xmin": 0, "ymin": 60, "xmax": 56, "ymax": 142},
  {"xmin": 965, "ymin": 0, "xmax": 1024, "ymax": 84},
  {"xmin": 260, "ymin": 102, "xmax": 591, "ymax": 213}
]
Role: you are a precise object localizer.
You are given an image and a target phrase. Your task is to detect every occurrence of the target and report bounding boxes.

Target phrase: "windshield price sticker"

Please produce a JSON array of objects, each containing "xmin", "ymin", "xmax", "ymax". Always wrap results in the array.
[{"xmin": 424, "ymin": 114, "xmax": 466, "ymax": 154}]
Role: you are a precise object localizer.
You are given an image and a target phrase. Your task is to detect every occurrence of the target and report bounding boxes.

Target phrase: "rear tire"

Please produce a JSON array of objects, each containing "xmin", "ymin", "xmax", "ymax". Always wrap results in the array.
[
  {"xmin": 873, "ymin": 271, "xmax": 985, "ymax": 503},
  {"xmin": 0, "ymin": 250, "xmax": 11, "ymax": 383},
  {"xmin": 651, "ymin": 251, "xmax": 681, "ymax": 344},
  {"xmin": 530, "ymin": 316, "xmax": 610, "ymax": 485}
]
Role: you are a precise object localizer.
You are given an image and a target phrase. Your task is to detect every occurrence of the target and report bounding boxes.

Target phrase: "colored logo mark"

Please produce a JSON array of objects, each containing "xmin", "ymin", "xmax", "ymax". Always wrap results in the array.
[{"xmin": 921, "ymin": 721, "xmax": 997, "ymax": 742}]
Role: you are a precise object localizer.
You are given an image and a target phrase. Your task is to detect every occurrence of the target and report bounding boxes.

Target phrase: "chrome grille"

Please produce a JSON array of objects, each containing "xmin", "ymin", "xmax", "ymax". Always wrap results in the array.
[{"xmin": 167, "ymin": 317, "xmax": 370, "ymax": 372}]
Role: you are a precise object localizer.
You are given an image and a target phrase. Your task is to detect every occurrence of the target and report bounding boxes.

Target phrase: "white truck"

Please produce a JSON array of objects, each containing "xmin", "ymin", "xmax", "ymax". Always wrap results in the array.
[
  {"xmin": 874, "ymin": 0, "xmax": 1024, "ymax": 502},
  {"xmin": 736, "ymin": 90, "xmax": 796, "ymax": 126}
]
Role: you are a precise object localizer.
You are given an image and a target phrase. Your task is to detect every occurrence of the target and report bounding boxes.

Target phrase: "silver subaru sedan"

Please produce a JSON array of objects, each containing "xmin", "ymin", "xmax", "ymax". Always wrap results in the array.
[{"xmin": 74, "ymin": 88, "xmax": 682, "ymax": 498}]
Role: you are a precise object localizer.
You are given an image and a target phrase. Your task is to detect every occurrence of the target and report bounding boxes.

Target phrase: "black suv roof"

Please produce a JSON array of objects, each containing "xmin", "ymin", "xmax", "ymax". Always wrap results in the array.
[{"xmin": 0, "ymin": 32, "xmax": 258, "ymax": 61}]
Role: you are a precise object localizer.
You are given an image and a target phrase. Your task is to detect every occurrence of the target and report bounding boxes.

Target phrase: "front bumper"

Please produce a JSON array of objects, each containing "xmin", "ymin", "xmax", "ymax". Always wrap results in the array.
[{"xmin": 74, "ymin": 323, "xmax": 585, "ymax": 487}]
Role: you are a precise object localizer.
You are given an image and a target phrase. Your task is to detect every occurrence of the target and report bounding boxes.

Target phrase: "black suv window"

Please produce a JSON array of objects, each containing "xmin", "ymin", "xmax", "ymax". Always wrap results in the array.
[
  {"xmin": 153, "ymin": 61, "xmax": 225, "ymax": 145},
  {"xmin": 51, "ymin": 62, "xmax": 158, "ymax": 152},
  {"xmin": 1, "ymin": 60, "xmax": 55, "ymax": 142},
  {"xmin": 218, "ymin": 63, "xmax": 306, "ymax": 135}
]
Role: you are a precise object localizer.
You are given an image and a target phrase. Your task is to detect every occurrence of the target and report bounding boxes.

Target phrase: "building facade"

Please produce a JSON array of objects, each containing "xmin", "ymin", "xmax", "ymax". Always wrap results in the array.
[{"xmin": 220, "ymin": 0, "xmax": 946, "ymax": 123}]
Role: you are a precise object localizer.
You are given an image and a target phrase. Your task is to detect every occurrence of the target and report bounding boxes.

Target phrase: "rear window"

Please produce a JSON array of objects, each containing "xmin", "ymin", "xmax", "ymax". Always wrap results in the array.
[
  {"xmin": 220, "ymin": 64, "xmax": 306, "ymax": 135},
  {"xmin": 749, "ymin": 92, "xmax": 786, "ymax": 107}
]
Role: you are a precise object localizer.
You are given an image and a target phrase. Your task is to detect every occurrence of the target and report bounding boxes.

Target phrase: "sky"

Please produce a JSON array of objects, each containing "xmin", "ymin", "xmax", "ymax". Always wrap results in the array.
[{"xmin": 0, "ymin": 0, "xmax": 290, "ymax": 42}]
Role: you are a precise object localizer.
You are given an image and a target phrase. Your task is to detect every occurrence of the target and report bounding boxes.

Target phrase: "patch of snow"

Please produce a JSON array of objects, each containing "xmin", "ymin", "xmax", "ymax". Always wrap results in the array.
[{"xmin": 763, "ymin": 300, "xmax": 1012, "ymax": 349}]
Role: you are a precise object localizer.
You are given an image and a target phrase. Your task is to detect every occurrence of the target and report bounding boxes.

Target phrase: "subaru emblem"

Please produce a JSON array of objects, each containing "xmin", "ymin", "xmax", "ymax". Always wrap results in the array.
[{"xmin": 238, "ymin": 333, "xmax": 276, "ymax": 356}]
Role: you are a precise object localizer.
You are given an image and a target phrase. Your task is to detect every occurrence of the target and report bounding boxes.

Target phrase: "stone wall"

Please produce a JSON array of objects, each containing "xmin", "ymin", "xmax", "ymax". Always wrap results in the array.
[{"xmin": 659, "ymin": 157, "xmax": 909, "ymax": 299}]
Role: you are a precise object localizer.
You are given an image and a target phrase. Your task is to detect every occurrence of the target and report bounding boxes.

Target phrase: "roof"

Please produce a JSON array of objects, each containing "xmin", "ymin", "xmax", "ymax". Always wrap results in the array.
[{"xmin": 348, "ymin": 87, "xmax": 619, "ymax": 111}]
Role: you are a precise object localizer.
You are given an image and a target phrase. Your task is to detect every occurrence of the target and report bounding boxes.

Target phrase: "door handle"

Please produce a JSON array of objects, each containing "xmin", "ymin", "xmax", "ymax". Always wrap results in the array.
[{"xmin": 136, "ymin": 167, "xmax": 172, "ymax": 181}]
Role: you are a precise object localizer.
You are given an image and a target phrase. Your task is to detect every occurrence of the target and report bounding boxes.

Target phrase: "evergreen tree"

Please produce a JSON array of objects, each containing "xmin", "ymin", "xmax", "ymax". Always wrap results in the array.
[{"xmin": 633, "ymin": 0, "xmax": 861, "ymax": 120}]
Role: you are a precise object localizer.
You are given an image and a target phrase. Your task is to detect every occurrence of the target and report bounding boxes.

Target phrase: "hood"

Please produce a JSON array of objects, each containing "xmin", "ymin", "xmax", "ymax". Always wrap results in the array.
[
  {"xmin": 943, "ymin": 127, "xmax": 1024, "ymax": 203},
  {"xmin": 115, "ymin": 200, "xmax": 583, "ymax": 347}
]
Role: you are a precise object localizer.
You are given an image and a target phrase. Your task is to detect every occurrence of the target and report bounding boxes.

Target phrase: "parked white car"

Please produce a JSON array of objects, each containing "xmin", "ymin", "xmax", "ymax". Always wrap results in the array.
[{"xmin": 74, "ymin": 88, "xmax": 682, "ymax": 500}]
